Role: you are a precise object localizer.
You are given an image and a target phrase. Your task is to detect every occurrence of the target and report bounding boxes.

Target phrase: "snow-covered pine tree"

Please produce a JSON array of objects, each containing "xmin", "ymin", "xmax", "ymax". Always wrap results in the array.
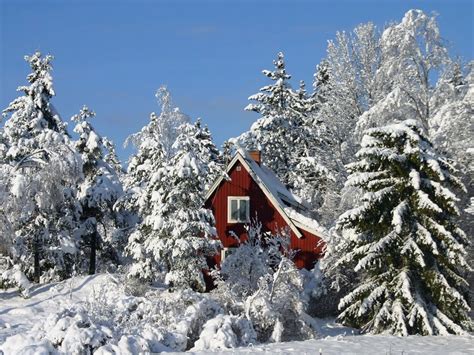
[
  {"xmin": 103, "ymin": 137, "xmax": 124, "ymax": 178},
  {"xmin": 336, "ymin": 119, "xmax": 472, "ymax": 335},
  {"xmin": 127, "ymin": 121, "xmax": 221, "ymax": 291},
  {"xmin": 72, "ymin": 106, "xmax": 123, "ymax": 274},
  {"xmin": 239, "ymin": 52, "xmax": 338, "ymax": 224},
  {"xmin": 1, "ymin": 52, "xmax": 81, "ymax": 282},
  {"xmin": 220, "ymin": 140, "xmax": 235, "ymax": 167}
]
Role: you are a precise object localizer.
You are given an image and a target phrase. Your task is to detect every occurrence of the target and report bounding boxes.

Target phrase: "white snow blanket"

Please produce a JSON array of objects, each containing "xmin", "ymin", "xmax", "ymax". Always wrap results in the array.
[{"xmin": 0, "ymin": 274, "xmax": 472, "ymax": 354}]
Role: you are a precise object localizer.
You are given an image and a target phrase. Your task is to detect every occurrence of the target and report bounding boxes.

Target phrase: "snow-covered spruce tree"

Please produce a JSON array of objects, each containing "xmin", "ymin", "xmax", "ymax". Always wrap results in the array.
[
  {"xmin": 127, "ymin": 121, "xmax": 221, "ymax": 291},
  {"xmin": 283, "ymin": 61, "xmax": 346, "ymax": 225},
  {"xmin": 72, "ymin": 106, "xmax": 123, "ymax": 274},
  {"xmin": 336, "ymin": 119, "xmax": 472, "ymax": 335},
  {"xmin": 240, "ymin": 52, "xmax": 312, "ymax": 187},
  {"xmin": 193, "ymin": 118, "xmax": 224, "ymax": 191},
  {"xmin": 239, "ymin": 52, "xmax": 337, "ymax": 224},
  {"xmin": 0, "ymin": 52, "xmax": 81, "ymax": 283},
  {"xmin": 103, "ymin": 136, "xmax": 124, "ymax": 179}
]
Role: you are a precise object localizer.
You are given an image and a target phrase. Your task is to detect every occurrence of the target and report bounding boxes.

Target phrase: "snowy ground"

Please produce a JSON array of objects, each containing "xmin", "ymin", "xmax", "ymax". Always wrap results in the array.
[
  {"xmin": 182, "ymin": 335, "xmax": 474, "ymax": 355},
  {"xmin": 0, "ymin": 275, "xmax": 102, "ymax": 345},
  {"xmin": 1, "ymin": 274, "xmax": 472, "ymax": 354}
]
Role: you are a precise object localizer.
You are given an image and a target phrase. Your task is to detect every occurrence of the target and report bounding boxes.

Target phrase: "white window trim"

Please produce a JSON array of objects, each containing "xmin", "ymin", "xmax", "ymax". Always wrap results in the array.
[
  {"xmin": 227, "ymin": 196, "xmax": 250, "ymax": 223},
  {"xmin": 220, "ymin": 247, "xmax": 237, "ymax": 261}
]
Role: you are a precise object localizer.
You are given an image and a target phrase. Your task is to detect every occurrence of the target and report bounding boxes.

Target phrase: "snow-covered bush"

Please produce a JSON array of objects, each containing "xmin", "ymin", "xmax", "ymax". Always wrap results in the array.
[
  {"xmin": 244, "ymin": 256, "xmax": 313, "ymax": 342},
  {"xmin": 192, "ymin": 314, "xmax": 256, "ymax": 351},
  {"xmin": 0, "ymin": 274, "xmax": 225, "ymax": 353},
  {"xmin": 299, "ymin": 262, "xmax": 344, "ymax": 319},
  {"xmin": 216, "ymin": 223, "xmax": 274, "ymax": 299},
  {"xmin": 0, "ymin": 262, "xmax": 32, "ymax": 298},
  {"xmin": 84, "ymin": 276, "xmax": 223, "ymax": 351},
  {"xmin": 212, "ymin": 223, "xmax": 315, "ymax": 343},
  {"xmin": 42, "ymin": 304, "xmax": 113, "ymax": 353}
]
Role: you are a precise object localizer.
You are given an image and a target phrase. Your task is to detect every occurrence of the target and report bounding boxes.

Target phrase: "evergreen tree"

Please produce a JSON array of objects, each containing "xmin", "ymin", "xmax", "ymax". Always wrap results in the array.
[
  {"xmin": 239, "ymin": 52, "xmax": 342, "ymax": 225},
  {"xmin": 241, "ymin": 52, "xmax": 309, "ymax": 186},
  {"xmin": 1, "ymin": 52, "xmax": 81, "ymax": 282},
  {"xmin": 72, "ymin": 106, "xmax": 123, "ymax": 275},
  {"xmin": 335, "ymin": 119, "xmax": 471, "ymax": 335},
  {"xmin": 127, "ymin": 121, "xmax": 221, "ymax": 291},
  {"xmin": 194, "ymin": 119, "xmax": 224, "ymax": 191}
]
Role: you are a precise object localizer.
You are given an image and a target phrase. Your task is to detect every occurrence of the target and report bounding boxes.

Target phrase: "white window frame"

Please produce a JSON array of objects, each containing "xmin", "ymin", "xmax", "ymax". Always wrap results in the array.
[
  {"xmin": 220, "ymin": 247, "xmax": 237, "ymax": 261},
  {"xmin": 227, "ymin": 196, "xmax": 250, "ymax": 223}
]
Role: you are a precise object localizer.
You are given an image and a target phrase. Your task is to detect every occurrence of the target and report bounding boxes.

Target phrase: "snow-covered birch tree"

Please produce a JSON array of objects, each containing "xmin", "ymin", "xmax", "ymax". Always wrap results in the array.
[{"xmin": 120, "ymin": 86, "xmax": 190, "ymax": 219}]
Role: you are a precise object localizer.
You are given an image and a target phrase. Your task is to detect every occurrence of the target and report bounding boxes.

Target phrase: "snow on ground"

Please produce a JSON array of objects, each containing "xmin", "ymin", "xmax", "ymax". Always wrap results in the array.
[
  {"xmin": 182, "ymin": 334, "xmax": 474, "ymax": 355},
  {"xmin": 0, "ymin": 274, "xmax": 108, "ymax": 345},
  {"xmin": 1, "ymin": 274, "xmax": 472, "ymax": 354}
]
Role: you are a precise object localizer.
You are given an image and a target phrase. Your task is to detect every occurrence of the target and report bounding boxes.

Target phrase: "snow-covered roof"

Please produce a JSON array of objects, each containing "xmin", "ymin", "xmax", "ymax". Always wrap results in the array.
[{"xmin": 205, "ymin": 149, "xmax": 327, "ymax": 239}]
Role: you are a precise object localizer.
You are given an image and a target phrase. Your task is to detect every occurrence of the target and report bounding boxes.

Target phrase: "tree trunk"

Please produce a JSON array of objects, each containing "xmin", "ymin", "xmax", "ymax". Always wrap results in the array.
[
  {"xmin": 88, "ymin": 231, "xmax": 97, "ymax": 275},
  {"xmin": 33, "ymin": 237, "xmax": 40, "ymax": 283}
]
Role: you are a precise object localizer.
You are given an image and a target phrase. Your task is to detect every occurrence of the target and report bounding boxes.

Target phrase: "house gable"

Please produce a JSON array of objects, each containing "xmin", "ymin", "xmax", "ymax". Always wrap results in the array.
[
  {"xmin": 206, "ymin": 151, "xmax": 303, "ymax": 238},
  {"xmin": 205, "ymin": 150, "xmax": 326, "ymax": 269}
]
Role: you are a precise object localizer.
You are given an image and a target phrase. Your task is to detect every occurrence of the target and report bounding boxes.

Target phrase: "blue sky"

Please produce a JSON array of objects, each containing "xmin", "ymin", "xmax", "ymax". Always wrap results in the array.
[{"xmin": 1, "ymin": 0, "xmax": 473, "ymax": 162}]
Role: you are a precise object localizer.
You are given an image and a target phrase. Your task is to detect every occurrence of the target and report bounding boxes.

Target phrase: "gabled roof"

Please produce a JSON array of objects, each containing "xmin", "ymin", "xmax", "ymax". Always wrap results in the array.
[{"xmin": 205, "ymin": 149, "xmax": 327, "ymax": 239}]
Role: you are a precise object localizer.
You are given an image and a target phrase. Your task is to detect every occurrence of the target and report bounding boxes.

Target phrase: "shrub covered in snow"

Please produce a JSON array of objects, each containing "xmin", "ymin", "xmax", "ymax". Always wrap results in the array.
[
  {"xmin": 192, "ymin": 314, "xmax": 256, "ymax": 351},
  {"xmin": 0, "ymin": 261, "xmax": 32, "ymax": 298},
  {"xmin": 211, "ymin": 222, "xmax": 315, "ymax": 344}
]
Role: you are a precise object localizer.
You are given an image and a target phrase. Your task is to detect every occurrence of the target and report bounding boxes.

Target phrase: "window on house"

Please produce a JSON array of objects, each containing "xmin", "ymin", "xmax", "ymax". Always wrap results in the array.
[{"xmin": 227, "ymin": 196, "xmax": 250, "ymax": 223}]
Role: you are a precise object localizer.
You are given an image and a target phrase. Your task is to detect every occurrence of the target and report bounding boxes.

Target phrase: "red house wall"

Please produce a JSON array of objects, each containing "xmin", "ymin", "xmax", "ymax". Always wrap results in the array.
[{"xmin": 205, "ymin": 160, "xmax": 325, "ymax": 270}]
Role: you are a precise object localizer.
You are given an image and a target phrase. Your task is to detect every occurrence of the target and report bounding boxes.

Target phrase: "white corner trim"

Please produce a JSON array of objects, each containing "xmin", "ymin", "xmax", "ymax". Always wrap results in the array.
[
  {"xmin": 290, "ymin": 219, "xmax": 327, "ymax": 240},
  {"xmin": 220, "ymin": 247, "xmax": 237, "ymax": 261},
  {"xmin": 205, "ymin": 153, "xmax": 240, "ymax": 201}
]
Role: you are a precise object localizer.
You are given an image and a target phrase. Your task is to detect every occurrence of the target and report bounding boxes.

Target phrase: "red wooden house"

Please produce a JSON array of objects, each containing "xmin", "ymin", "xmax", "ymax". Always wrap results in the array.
[{"xmin": 205, "ymin": 149, "xmax": 326, "ymax": 270}]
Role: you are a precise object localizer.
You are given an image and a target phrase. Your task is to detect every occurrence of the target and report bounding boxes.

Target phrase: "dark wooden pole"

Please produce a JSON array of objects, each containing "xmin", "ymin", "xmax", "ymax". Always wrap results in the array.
[{"xmin": 33, "ymin": 235, "xmax": 40, "ymax": 283}]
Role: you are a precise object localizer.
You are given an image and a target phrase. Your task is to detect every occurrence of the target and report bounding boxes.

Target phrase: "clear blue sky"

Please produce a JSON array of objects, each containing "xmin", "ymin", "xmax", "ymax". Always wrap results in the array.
[{"xmin": 1, "ymin": 0, "xmax": 473, "ymax": 162}]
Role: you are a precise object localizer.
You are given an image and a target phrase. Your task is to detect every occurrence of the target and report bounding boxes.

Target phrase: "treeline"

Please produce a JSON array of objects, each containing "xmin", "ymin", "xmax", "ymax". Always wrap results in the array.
[{"xmin": 0, "ymin": 9, "xmax": 472, "ymax": 336}]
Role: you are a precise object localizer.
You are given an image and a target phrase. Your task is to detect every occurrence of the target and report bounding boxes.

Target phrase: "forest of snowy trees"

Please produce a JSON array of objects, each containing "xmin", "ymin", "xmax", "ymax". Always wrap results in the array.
[{"xmin": 0, "ymin": 9, "xmax": 472, "ymax": 353}]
